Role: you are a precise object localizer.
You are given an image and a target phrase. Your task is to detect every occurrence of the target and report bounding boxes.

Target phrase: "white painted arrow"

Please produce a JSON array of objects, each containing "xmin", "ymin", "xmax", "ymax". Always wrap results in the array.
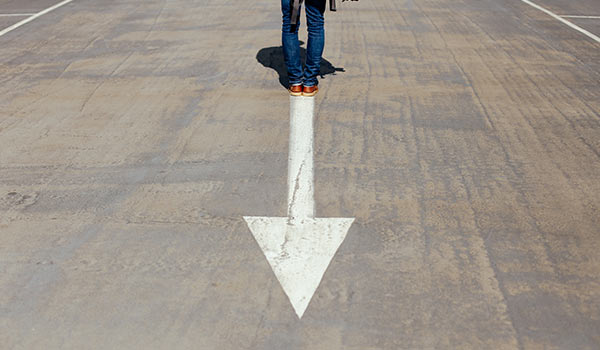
[{"xmin": 244, "ymin": 96, "xmax": 354, "ymax": 318}]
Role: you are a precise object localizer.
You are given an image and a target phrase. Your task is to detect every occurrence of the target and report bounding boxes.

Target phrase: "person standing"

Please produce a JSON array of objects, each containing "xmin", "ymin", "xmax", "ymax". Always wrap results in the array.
[{"xmin": 281, "ymin": 0, "xmax": 326, "ymax": 97}]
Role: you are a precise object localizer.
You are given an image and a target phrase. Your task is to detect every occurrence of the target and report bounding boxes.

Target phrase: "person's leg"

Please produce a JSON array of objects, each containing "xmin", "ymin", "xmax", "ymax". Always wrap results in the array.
[
  {"xmin": 281, "ymin": 0, "xmax": 303, "ymax": 86},
  {"xmin": 303, "ymin": 0, "xmax": 325, "ymax": 87}
]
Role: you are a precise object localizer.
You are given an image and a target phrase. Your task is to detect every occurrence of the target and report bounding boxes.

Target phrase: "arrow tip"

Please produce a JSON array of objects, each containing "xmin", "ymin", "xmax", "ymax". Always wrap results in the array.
[{"xmin": 243, "ymin": 216, "xmax": 354, "ymax": 318}]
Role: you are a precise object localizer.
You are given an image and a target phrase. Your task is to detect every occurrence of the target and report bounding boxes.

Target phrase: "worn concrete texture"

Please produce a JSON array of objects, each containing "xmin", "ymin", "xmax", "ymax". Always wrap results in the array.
[{"xmin": 1, "ymin": 0, "xmax": 599, "ymax": 349}]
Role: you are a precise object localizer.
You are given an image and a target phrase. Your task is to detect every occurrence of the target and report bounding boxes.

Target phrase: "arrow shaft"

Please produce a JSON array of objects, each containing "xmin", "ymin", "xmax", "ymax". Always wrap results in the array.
[{"xmin": 287, "ymin": 96, "xmax": 315, "ymax": 222}]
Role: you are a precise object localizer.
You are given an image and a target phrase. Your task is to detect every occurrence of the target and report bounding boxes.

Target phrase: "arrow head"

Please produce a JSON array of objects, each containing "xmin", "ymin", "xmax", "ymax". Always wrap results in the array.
[{"xmin": 243, "ymin": 216, "xmax": 354, "ymax": 318}]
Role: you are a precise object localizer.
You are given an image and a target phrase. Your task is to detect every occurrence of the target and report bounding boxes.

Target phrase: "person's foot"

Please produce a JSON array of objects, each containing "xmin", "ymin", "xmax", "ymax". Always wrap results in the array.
[
  {"xmin": 289, "ymin": 84, "xmax": 303, "ymax": 96},
  {"xmin": 302, "ymin": 85, "xmax": 318, "ymax": 97}
]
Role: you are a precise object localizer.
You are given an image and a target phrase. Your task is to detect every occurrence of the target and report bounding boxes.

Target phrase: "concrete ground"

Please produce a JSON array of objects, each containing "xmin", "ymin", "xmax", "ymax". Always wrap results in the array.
[{"xmin": 1, "ymin": 0, "xmax": 599, "ymax": 349}]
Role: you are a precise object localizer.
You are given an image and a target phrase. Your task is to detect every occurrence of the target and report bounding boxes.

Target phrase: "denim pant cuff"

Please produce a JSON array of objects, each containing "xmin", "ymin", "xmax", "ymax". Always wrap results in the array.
[{"xmin": 303, "ymin": 80, "xmax": 318, "ymax": 87}]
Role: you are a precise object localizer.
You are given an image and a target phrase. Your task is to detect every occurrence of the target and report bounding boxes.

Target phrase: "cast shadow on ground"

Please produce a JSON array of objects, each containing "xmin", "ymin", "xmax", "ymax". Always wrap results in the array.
[{"xmin": 256, "ymin": 42, "xmax": 345, "ymax": 89}]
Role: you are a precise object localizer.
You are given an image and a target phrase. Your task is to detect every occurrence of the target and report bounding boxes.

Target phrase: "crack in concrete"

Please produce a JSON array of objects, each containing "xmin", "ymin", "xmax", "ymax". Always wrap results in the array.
[{"xmin": 287, "ymin": 158, "xmax": 306, "ymax": 225}]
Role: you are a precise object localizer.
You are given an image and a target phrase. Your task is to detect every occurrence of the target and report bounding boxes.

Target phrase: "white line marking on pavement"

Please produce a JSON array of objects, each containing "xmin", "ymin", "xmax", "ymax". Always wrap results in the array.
[
  {"xmin": 519, "ymin": 0, "xmax": 600, "ymax": 43},
  {"xmin": 0, "ymin": 14, "xmax": 36, "ymax": 17},
  {"xmin": 0, "ymin": 0, "xmax": 76, "ymax": 38},
  {"xmin": 287, "ymin": 95, "xmax": 316, "ymax": 222},
  {"xmin": 560, "ymin": 15, "xmax": 600, "ymax": 19},
  {"xmin": 244, "ymin": 96, "xmax": 355, "ymax": 319}
]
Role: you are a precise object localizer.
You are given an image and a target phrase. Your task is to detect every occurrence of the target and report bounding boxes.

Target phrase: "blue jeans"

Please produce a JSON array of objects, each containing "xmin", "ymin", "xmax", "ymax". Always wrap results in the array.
[{"xmin": 281, "ymin": 0, "xmax": 325, "ymax": 87}]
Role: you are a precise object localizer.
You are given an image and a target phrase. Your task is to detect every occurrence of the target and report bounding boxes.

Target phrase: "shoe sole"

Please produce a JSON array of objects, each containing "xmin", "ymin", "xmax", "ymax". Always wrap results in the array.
[{"xmin": 289, "ymin": 91, "xmax": 303, "ymax": 96}]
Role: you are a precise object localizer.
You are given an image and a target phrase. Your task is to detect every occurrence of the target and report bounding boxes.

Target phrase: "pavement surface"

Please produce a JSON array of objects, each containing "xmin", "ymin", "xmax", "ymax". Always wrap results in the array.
[{"xmin": 1, "ymin": 0, "xmax": 600, "ymax": 349}]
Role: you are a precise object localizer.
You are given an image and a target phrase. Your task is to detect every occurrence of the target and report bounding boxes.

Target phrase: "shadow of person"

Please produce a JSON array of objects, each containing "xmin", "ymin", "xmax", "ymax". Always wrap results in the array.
[{"xmin": 256, "ymin": 41, "xmax": 345, "ymax": 89}]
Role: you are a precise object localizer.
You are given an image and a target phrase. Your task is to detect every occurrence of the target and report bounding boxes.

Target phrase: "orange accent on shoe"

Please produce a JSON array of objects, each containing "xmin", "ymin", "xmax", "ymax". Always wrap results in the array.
[
  {"xmin": 289, "ymin": 84, "xmax": 303, "ymax": 96},
  {"xmin": 302, "ymin": 85, "xmax": 318, "ymax": 97}
]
